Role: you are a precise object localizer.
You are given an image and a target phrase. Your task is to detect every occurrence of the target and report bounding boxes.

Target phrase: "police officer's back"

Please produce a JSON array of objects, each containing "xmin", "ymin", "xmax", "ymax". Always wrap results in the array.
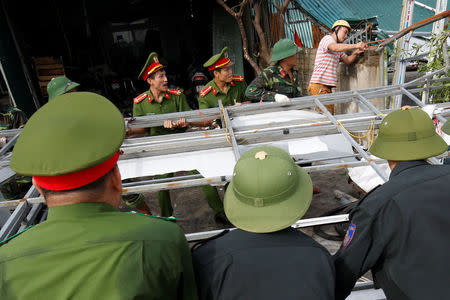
[
  {"xmin": 0, "ymin": 92, "xmax": 197, "ymax": 299},
  {"xmin": 334, "ymin": 107, "xmax": 450, "ymax": 299},
  {"xmin": 192, "ymin": 146, "xmax": 335, "ymax": 300}
]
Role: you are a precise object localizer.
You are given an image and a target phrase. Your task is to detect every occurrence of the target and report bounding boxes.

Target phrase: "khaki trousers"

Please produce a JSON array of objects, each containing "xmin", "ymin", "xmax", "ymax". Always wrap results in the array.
[{"xmin": 307, "ymin": 83, "xmax": 335, "ymax": 115}]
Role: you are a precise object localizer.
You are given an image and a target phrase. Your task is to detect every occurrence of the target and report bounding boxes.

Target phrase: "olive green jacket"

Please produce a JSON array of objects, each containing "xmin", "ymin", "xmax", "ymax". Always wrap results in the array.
[
  {"xmin": 133, "ymin": 89, "xmax": 191, "ymax": 136},
  {"xmin": 0, "ymin": 203, "xmax": 198, "ymax": 299},
  {"xmin": 198, "ymin": 76, "xmax": 247, "ymax": 109},
  {"xmin": 245, "ymin": 64, "xmax": 302, "ymax": 101}
]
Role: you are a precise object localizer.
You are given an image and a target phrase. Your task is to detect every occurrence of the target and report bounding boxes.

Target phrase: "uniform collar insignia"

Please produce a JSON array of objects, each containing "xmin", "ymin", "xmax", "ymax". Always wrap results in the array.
[
  {"xmin": 213, "ymin": 87, "xmax": 217, "ymax": 95},
  {"xmin": 280, "ymin": 69, "xmax": 286, "ymax": 78},
  {"xmin": 165, "ymin": 93, "xmax": 171, "ymax": 99}
]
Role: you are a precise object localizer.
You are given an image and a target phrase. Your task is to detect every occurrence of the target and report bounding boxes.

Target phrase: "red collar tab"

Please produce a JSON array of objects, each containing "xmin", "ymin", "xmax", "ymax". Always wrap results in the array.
[
  {"xmin": 280, "ymin": 69, "xmax": 286, "ymax": 78},
  {"xmin": 208, "ymin": 57, "xmax": 231, "ymax": 71},
  {"xmin": 164, "ymin": 93, "xmax": 171, "ymax": 99},
  {"xmin": 230, "ymin": 81, "xmax": 236, "ymax": 86},
  {"xmin": 200, "ymin": 85, "xmax": 212, "ymax": 98},
  {"xmin": 33, "ymin": 152, "xmax": 120, "ymax": 191},
  {"xmin": 148, "ymin": 94, "xmax": 153, "ymax": 103},
  {"xmin": 142, "ymin": 62, "xmax": 164, "ymax": 81},
  {"xmin": 213, "ymin": 87, "xmax": 217, "ymax": 95}
]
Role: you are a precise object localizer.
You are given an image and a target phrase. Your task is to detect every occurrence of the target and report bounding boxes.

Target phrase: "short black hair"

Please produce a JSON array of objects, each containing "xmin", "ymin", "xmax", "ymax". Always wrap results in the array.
[
  {"xmin": 210, "ymin": 68, "xmax": 222, "ymax": 78},
  {"xmin": 39, "ymin": 166, "xmax": 115, "ymax": 197}
]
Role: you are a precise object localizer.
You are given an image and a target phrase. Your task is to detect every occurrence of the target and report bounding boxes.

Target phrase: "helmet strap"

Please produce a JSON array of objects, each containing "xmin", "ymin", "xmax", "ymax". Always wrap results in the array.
[{"xmin": 334, "ymin": 26, "xmax": 342, "ymax": 43}]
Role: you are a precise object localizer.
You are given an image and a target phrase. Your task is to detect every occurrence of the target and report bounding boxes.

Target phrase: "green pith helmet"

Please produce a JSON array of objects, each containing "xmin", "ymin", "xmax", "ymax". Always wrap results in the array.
[
  {"xmin": 224, "ymin": 145, "xmax": 313, "ymax": 233},
  {"xmin": 203, "ymin": 46, "xmax": 234, "ymax": 70},
  {"xmin": 138, "ymin": 52, "xmax": 164, "ymax": 80},
  {"xmin": 369, "ymin": 107, "xmax": 447, "ymax": 161},
  {"xmin": 270, "ymin": 39, "xmax": 302, "ymax": 62},
  {"xmin": 47, "ymin": 77, "xmax": 80, "ymax": 100},
  {"xmin": 442, "ymin": 121, "xmax": 450, "ymax": 135},
  {"xmin": 10, "ymin": 92, "xmax": 125, "ymax": 176}
]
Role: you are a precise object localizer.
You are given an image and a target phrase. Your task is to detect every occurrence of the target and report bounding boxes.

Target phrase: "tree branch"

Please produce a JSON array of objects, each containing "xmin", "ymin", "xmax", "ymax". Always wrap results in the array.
[
  {"xmin": 216, "ymin": 0, "xmax": 261, "ymax": 74},
  {"xmin": 251, "ymin": 0, "xmax": 271, "ymax": 66}
]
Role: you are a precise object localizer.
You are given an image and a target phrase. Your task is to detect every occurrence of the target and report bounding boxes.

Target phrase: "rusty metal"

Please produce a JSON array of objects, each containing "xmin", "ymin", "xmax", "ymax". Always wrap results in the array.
[{"xmin": 376, "ymin": 10, "xmax": 450, "ymax": 52}]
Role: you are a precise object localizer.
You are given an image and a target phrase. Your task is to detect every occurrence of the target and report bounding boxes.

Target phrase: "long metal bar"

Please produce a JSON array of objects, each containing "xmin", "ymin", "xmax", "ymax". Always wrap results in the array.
[
  {"xmin": 302, "ymin": 158, "xmax": 386, "ymax": 172},
  {"xmin": 376, "ymin": 10, "xmax": 450, "ymax": 51},
  {"xmin": 314, "ymin": 99, "xmax": 389, "ymax": 182},
  {"xmin": 353, "ymin": 91, "xmax": 383, "ymax": 116},
  {"xmin": 124, "ymin": 72, "xmax": 448, "ymax": 129},
  {"xmin": 185, "ymin": 214, "xmax": 350, "ymax": 242},
  {"xmin": 0, "ymin": 156, "xmax": 390, "ymax": 209},
  {"xmin": 220, "ymin": 101, "xmax": 241, "ymax": 160}
]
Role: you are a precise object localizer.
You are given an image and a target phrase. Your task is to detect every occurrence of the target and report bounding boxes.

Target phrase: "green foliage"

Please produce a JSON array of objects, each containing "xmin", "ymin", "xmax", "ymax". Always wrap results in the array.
[{"xmin": 412, "ymin": 26, "xmax": 450, "ymax": 103}]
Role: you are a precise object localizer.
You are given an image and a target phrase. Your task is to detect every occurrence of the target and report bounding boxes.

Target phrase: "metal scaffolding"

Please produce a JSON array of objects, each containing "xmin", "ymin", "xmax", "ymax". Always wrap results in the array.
[{"xmin": 0, "ymin": 68, "xmax": 448, "ymax": 241}]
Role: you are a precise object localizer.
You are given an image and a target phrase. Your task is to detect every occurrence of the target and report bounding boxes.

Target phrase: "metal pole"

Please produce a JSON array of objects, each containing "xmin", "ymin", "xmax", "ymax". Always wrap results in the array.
[
  {"xmin": 185, "ymin": 214, "xmax": 350, "ymax": 242},
  {"xmin": 219, "ymin": 100, "xmax": 241, "ymax": 160},
  {"xmin": 314, "ymin": 99, "xmax": 389, "ymax": 182}
]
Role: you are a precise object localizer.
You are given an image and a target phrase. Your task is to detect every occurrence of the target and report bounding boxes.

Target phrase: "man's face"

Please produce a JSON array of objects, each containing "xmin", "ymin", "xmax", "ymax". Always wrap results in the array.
[
  {"xmin": 215, "ymin": 66, "xmax": 233, "ymax": 83},
  {"xmin": 337, "ymin": 27, "xmax": 349, "ymax": 42},
  {"xmin": 147, "ymin": 70, "xmax": 168, "ymax": 92},
  {"xmin": 284, "ymin": 52, "xmax": 299, "ymax": 66}
]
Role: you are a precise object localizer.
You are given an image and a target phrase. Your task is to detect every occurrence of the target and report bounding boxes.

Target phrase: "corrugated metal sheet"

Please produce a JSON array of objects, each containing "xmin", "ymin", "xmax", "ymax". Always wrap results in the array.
[
  {"xmin": 268, "ymin": 0, "xmax": 317, "ymax": 48},
  {"xmin": 295, "ymin": 0, "xmax": 446, "ymax": 32}
]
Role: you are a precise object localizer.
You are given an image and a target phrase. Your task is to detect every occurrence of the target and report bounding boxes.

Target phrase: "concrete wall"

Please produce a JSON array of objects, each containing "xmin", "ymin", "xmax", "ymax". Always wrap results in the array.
[{"xmin": 297, "ymin": 48, "xmax": 386, "ymax": 114}]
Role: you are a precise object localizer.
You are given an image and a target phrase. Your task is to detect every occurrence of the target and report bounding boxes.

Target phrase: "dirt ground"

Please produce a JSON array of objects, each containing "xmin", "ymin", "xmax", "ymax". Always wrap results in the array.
[{"xmin": 123, "ymin": 168, "xmax": 365, "ymax": 254}]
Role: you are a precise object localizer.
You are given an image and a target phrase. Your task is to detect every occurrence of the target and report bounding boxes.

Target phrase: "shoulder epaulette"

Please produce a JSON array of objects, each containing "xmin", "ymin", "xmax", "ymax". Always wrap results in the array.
[
  {"xmin": 200, "ymin": 85, "xmax": 212, "ymax": 98},
  {"xmin": 134, "ymin": 93, "xmax": 147, "ymax": 103},
  {"xmin": 167, "ymin": 89, "xmax": 182, "ymax": 95},
  {"xmin": 232, "ymin": 75, "xmax": 244, "ymax": 81}
]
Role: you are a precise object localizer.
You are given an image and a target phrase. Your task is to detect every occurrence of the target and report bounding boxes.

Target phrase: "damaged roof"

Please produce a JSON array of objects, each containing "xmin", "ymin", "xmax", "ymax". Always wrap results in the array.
[{"xmin": 295, "ymin": 0, "xmax": 445, "ymax": 31}]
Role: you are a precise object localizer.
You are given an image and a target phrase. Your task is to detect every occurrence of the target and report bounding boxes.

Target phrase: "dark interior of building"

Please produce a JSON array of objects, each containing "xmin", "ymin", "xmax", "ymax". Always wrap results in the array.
[{"xmin": 3, "ymin": 0, "xmax": 219, "ymax": 114}]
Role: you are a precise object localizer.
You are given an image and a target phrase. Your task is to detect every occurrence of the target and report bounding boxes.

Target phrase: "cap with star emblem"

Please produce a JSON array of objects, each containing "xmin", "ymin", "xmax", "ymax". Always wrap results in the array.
[
  {"xmin": 10, "ymin": 92, "xmax": 125, "ymax": 191},
  {"xmin": 138, "ymin": 52, "xmax": 165, "ymax": 81},
  {"xmin": 203, "ymin": 47, "xmax": 235, "ymax": 71},
  {"xmin": 369, "ymin": 106, "xmax": 447, "ymax": 160},
  {"xmin": 224, "ymin": 145, "xmax": 312, "ymax": 233}
]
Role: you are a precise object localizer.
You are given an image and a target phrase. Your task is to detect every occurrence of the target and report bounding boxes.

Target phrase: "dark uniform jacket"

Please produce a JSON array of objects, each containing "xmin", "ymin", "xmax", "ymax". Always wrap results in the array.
[
  {"xmin": 334, "ymin": 160, "xmax": 450, "ymax": 299},
  {"xmin": 245, "ymin": 64, "xmax": 302, "ymax": 101},
  {"xmin": 0, "ymin": 203, "xmax": 198, "ymax": 299},
  {"xmin": 192, "ymin": 227, "xmax": 335, "ymax": 300}
]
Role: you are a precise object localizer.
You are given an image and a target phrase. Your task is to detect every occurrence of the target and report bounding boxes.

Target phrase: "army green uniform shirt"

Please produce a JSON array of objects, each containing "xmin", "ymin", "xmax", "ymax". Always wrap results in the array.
[
  {"xmin": 198, "ymin": 76, "xmax": 247, "ymax": 109},
  {"xmin": 0, "ymin": 203, "xmax": 198, "ymax": 300},
  {"xmin": 133, "ymin": 89, "xmax": 190, "ymax": 136},
  {"xmin": 245, "ymin": 64, "xmax": 302, "ymax": 101}
]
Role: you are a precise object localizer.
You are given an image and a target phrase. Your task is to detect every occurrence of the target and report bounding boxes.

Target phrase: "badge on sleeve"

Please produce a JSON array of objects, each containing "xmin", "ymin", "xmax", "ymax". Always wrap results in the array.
[{"xmin": 342, "ymin": 222, "xmax": 356, "ymax": 249}]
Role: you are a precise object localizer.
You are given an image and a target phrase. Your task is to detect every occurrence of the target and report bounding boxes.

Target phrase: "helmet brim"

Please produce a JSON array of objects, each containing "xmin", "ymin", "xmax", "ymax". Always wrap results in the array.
[
  {"xmin": 369, "ymin": 132, "xmax": 448, "ymax": 161},
  {"xmin": 224, "ymin": 165, "xmax": 312, "ymax": 233}
]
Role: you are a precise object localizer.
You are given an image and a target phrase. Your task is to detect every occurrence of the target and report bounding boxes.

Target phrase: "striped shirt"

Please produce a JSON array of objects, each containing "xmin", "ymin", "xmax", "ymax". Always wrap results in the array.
[{"xmin": 310, "ymin": 35, "xmax": 347, "ymax": 87}]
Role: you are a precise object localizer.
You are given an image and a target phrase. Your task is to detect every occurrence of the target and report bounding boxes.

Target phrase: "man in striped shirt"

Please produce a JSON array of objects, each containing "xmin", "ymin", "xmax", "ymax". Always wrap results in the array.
[{"xmin": 308, "ymin": 20, "xmax": 365, "ymax": 114}]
